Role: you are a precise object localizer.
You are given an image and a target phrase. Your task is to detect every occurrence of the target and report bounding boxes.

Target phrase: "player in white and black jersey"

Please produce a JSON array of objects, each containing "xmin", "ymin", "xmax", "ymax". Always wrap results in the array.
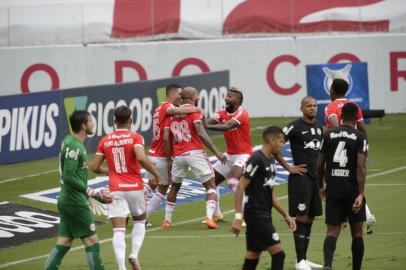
[
  {"xmin": 281, "ymin": 96, "xmax": 323, "ymax": 270},
  {"xmin": 231, "ymin": 126, "xmax": 296, "ymax": 270},
  {"xmin": 317, "ymin": 103, "xmax": 368, "ymax": 270}
]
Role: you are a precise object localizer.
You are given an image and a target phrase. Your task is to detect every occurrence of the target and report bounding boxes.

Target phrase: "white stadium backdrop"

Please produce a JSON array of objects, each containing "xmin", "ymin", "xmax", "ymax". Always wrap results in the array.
[{"xmin": 0, "ymin": 33, "xmax": 405, "ymax": 116}]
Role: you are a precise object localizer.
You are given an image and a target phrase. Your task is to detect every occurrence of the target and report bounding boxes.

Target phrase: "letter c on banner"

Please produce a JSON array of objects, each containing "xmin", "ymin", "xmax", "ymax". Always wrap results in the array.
[
  {"xmin": 267, "ymin": 55, "xmax": 301, "ymax": 95},
  {"xmin": 172, "ymin": 58, "xmax": 210, "ymax": 77},
  {"xmin": 20, "ymin": 64, "xmax": 60, "ymax": 93}
]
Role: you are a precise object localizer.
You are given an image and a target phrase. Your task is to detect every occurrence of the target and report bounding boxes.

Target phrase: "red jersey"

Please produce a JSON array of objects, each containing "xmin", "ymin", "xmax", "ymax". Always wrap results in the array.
[
  {"xmin": 149, "ymin": 101, "xmax": 174, "ymax": 157},
  {"xmin": 211, "ymin": 107, "xmax": 252, "ymax": 155},
  {"xmin": 96, "ymin": 129, "xmax": 145, "ymax": 191},
  {"xmin": 165, "ymin": 104, "xmax": 204, "ymax": 156},
  {"xmin": 325, "ymin": 98, "xmax": 363, "ymax": 129}
]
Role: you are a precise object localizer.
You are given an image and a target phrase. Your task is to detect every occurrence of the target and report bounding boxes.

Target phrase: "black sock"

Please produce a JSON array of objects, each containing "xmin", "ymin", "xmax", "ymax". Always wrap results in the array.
[
  {"xmin": 304, "ymin": 222, "xmax": 313, "ymax": 260},
  {"xmin": 294, "ymin": 221, "xmax": 307, "ymax": 262},
  {"xmin": 323, "ymin": 235, "xmax": 337, "ymax": 268},
  {"xmin": 352, "ymin": 237, "xmax": 364, "ymax": 270},
  {"xmin": 271, "ymin": 251, "xmax": 285, "ymax": 270},
  {"xmin": 242, "ymin": 258, "xmax": 259, "ymax": 270}
]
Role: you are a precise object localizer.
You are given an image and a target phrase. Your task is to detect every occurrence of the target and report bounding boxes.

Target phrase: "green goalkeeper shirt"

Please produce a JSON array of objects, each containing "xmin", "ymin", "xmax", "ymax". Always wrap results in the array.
[{"xmin": 58, "ymin": 134, "xmax": 89, "ymax": 206}]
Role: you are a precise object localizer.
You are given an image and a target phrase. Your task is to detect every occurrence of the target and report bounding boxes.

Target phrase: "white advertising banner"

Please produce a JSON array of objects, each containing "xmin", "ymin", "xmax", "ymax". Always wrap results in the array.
[{"xmin": 1, "ymin": 33, "xmax": 405, "ymax": 116}]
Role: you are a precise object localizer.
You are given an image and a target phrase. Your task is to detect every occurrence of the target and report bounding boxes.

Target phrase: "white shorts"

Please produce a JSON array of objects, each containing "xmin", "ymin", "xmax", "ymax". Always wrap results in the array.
[
  {"xmin": 171, "ymin": 150, "xmax": 214, "ymax": 184},
  {"xmin": 108, "ymin": 190, "xmax": 146, "ymax": 218},
  {"xmin": 145, "ymin": 156, "xmax": 170, "ymax": 185},
  {"xmin": 213, "ymin": 153, "xmax": 251, "ymax": 178}
]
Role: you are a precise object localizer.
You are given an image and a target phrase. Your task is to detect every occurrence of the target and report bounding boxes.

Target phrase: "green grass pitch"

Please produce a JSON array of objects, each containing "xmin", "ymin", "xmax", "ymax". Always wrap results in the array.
[{"xmin": 1, "ymin": 115, "xmax": 406, "ymax": 269}]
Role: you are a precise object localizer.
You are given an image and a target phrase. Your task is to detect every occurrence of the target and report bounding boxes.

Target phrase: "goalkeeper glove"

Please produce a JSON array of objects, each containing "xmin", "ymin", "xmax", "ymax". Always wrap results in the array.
[{"xmin": 86, "ymin": 187, "xmax": 113, "ymax": 204}]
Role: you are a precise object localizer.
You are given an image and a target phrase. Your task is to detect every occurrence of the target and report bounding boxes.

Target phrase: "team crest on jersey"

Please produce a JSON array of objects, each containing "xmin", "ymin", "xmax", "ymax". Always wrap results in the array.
[
  {"xmin": 89, "ymin": 223, "xmax": 96, "ymax": 231},
  {"xmin": 245, "ymin": 164, "xmax": 253, "ymax": 173},
  {"xmin": 272, "ymin": 233, "xmax": 280, "ymax": 241},
  {"xmin": 323, "ymin": 64, "xmax": 353, "ymax": 96},
  {"xmin": 298, "ymin": 203, "xmax": 307, "ymax": 211}
]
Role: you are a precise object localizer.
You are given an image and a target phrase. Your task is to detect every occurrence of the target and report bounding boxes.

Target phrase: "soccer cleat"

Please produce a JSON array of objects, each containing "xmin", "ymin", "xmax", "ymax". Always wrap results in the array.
[
  {"xmin": 242, "ymin": 219, "xmax": 246, "ymax": 227},
  {"xmin": 128, "ymin": 254, "xmax": 141, "ymax": 270},
  {"xmin": 366, "ymin": 215, "xmax": 376, "ymax": 235},
  {"xmin": 295, "ymin": 259, "xmax": 311, "ymax": 270},
  {"xmin": 162, "ymin": 219, "xmax": 172, "ymax": 229},
  {"xmin": 205, "ymin": 218, "xmax": 219, "ymax": 229},
  {"xmin": 305, "ymin": 260, "xmax": 323, "ymax": 269},
  {"xmin": 201, "ymin": 213, "xmax": 224, "ymax": 224}
]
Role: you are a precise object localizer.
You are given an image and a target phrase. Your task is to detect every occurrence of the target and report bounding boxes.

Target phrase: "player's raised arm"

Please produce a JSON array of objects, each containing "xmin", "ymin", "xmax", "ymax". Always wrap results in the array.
[
  {"xmin": 134, "ymin": 145, "xmax": 161, "ymax": 186},
  {"xmin": 230, "ymin": 175, "xmax": 251, "ymax": 236},
  {"xmin": 167, "ymin": 104, "xmax": 205, "ymax": 116},
  {"xmin": 194, "ymin": 121, "xmax": 227, "ymax": 163},
  {"xmin": 205, "ymin": 118, "xmax": 239, "ymax": 131},
  {"xmin": 272, "ymin": 193, "xmax": 296, "ymax": 232}
]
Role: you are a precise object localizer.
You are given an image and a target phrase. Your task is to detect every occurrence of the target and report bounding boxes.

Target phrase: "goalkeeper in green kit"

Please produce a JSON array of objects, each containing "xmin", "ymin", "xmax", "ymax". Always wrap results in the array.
[{"xmin": 44, "ymin": 111, "xmax": 113, "ymax": 270}]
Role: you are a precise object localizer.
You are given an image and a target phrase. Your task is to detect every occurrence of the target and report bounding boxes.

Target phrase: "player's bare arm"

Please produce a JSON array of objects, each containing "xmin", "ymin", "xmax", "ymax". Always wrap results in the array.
[
  {"xmin": 163, "ymin": 127, "xmax": 172, "ymax": 165},
  {"xmin": 357, "ymin": 120, "xmax": 368, "ymax": 135},
  {"xmin": 135, "ymin": 145, "xmax": 161, "ymax": 186},
  {"xmin": 230, "ymin": 176, "xmax": 251, "ymax": 236},
  {"xmin": 91, "ymin": 155, "xmax": 108, "ymax": 175},
  {"xmin": 328, "ymin": 115, "xmax": 340, "ymax": 128},
  {"xmin": 194, "ymin": 121, "xmax": 227, "ymax": 164},
  {"xmin": 273, "ymin": 152, "xmax": 307, "ymax": 175},
  {"xmin": 205, "ymin": 118, "xmax": 239, "ymax": 132},
  {"xmin": 353, "ymin": 153, "xmax": 367, "ymax": 212},
  {"xmin": 317, "ymin": 152, "xmax": 326, "ymax": 200},
  {"xmin": 272, "ymin": 193, "xmax": 296, "ymax": 232},
  {"xmin": 167, "ymin": 105, "xmax": 205, "ymax": 116}
]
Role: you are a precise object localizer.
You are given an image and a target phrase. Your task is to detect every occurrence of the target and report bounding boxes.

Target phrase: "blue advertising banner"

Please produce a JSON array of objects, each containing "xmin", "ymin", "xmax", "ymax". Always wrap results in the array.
[
  {"xmin": 0, "ymin": 71, "xmax": 229, "ymax": 164},
  {"xmin": 0, "ymin": 91, "xmax": 60, "ymax": 164},
  {"xmin": 306, "ymin": 62, "xmax": 370, "ymax": 125}
]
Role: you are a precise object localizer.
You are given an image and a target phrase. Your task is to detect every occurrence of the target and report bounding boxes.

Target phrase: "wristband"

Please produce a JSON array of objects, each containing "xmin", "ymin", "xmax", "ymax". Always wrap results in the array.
[{"xmin": 235, "ymin": 213, "xmax": 242, "ymax": 220}]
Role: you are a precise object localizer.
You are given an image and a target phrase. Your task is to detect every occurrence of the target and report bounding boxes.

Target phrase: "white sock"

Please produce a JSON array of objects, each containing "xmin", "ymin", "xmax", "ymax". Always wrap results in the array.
[
  {"xmin": 147, "ymin": 191, "xmax": 164, "ymax": 216},
  {"xmin": 112, "ymin": 228, "xmax": 126, "ymax": 269},
  {"xmin": 214, "ymin": 187, "xmax": 221, "ymax": 216},
  {"xmin": 131, "ymin": 221, "xmax": 145, "ymax": 259},
  {"xmin": 227, "ymin": 177, "xmax": 239, "ymax": 192},
  {"xmin": 165, "ymin": 201, "xmax": 176, "ymax": 222},
  {"xmin": 144, "ymin": 184, "xmax": 154, "ymax": 198},
  {"xmin": 365, "ymin": 203, "xmax": 372, "ymax": 220},
  {"xmin": 206, "ymin": 200, "xmax": 216, "ymax": 219}
]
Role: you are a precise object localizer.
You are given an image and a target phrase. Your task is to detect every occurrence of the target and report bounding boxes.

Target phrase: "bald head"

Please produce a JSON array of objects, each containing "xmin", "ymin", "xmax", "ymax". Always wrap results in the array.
[
  {"xmin": 181, "ymin": 87, "xmax": 199, "ymax": 106},
  {"xmin": 300, "ymin": 96, "xmax": 317, "ymax": 121},
  {"xmin": 301, "ymin": 96, "xmax": 316, "ymax": 108}
]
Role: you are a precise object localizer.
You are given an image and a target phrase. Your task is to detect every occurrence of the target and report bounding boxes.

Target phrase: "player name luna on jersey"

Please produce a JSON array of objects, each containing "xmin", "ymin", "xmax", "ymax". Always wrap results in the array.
[
  {"xmin": 331, "ymin": 169, "xmax": 350, "ymax": 177},
  {"xmin": 329, "ymin": 131, "xmax": 357, "ymax": 140}
]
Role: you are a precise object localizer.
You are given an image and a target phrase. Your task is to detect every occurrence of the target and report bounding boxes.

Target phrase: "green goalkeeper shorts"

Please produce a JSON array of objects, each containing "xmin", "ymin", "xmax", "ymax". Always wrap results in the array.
[{"xmin": 57, "ymin": 203, "xmax": 96, "ymax": 239}]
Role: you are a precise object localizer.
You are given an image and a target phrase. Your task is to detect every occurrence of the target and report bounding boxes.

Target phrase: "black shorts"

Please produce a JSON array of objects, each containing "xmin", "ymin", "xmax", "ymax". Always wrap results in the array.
[
  {"xmin": 325, "ymin": 195, "xmax": 366, "ymax": 225},
  {"xmin": 288, "ymin": 174, "xmax": 322, "ymax": 217},
  {"xmin": 245, "ymin": 217, "xmax": 281, "ymax": 252}
]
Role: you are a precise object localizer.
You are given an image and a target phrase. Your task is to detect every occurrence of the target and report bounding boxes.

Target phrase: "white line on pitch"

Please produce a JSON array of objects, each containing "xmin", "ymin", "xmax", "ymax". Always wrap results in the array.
[
  {"xmin": 366, "ymin": 166, "xmax": 406, "ymax": 179},
  {"xmin": 0, "ymin": 169, "xmax": 58, "ymax": 184}
]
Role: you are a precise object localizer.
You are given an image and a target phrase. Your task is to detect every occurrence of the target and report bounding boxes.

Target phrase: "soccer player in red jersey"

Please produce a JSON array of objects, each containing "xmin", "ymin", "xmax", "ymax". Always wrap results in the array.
[
  {"xmin": 325, "ymin": 78, "xmax": 375, "ymax": 234},
  {"xmin": 145, "ymin": 84, "xmax": 205, "ymax": 217},
  {"xmin": 92, "ymin": 106, "xmax": 161, "ymax": 270},
  {"xmin": 162, "ymin": 87, "xmax": 226, "ymax": 229},
  {"xmin": 204, "ymin": 87, "xmax": 252, "ymax": 220}
]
